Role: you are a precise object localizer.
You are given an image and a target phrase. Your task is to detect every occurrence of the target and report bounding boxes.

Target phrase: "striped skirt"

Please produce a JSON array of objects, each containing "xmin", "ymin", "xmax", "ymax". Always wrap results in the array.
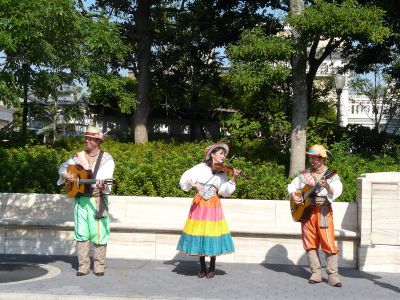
[{"xmin": 177, "ymin": 194, "xmax": 235, "ymax": 256}]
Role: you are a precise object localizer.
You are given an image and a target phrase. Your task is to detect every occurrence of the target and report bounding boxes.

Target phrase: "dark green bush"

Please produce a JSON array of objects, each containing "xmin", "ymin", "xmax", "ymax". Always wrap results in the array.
[
  {"xmin": 0, "ymin": 140, "xmax": 289, "ymax": 199},
  {"xmin": 1, "ymin": 139, "xmax": 399, "ymax": 202},
  {"xmin": 328, "ymin": 141, "xmax": 400, "ymax": 202},
  {"xmin": 0, "ymin": 145, "xmax": 66, "ymax": 193}
]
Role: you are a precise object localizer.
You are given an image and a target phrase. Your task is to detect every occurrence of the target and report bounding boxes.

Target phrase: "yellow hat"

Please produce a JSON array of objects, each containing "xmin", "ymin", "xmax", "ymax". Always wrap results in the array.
[
  {"xmin": 305, "ymin": 144, "xmax": 328, "ymax": 158},
  {"xmin": 84, "ymin": 125, "xmax": 104, "ymax": 140},
  {"xmin": 205, "ymin": 142, "xmax": 229, "ymax": 160}
]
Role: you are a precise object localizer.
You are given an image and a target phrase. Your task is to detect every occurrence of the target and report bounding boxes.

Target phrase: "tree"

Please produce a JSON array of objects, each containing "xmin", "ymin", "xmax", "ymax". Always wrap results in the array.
[
  {"xmin": 341, "ymin": 0, "xmax": 400, "ymax": 76},
  {"xmin": 0, "ymin": 0, "xmax": 127, "ymax": 139},
  {"xmin": 92, "ymin": 0, "xmax": 158, "ymax": 144},
  {"xmin": 154, "ymin": 1, "xmax": 281, "ymax": 140},
  {"xmin": 227, "ymin": 0, "xmax": 390, "ymax": 175},
  {"xmin": 94, "ymin": 0, "xmax": 283, "ymax": 142}
]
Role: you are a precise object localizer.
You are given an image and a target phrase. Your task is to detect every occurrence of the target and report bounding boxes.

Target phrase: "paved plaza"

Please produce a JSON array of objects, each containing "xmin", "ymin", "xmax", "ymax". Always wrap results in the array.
[{"xmin": 0, "ymin": 254, "xmax": 399, "ymax": 299}]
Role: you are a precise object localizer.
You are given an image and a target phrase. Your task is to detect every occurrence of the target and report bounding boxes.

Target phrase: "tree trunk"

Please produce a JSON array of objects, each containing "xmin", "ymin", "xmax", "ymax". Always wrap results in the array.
[
  {"xmin": 289, "ymin": 0, "xmax": 308, "ymax": 176},
  {"xmin": 130, "ymin": 0, "xmax": 152, "ymax": 144},
  {"xmin": 22, "ymin": 63, "xmax": 29, "ymax": 136},
  {"xmin": 306, "ymin": 65, "xmax": 319, "ymax": 117},
  {"xmin": 190, "ymin": 91, "xmax": 203, "ymax": 141},
  {"xmin": 53, "ymin": 99, "xmax": 57, "ymax": 142}
]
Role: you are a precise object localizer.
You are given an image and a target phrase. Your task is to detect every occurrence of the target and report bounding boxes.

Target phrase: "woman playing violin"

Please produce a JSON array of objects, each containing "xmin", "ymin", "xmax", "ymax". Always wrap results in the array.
[{"xmin": 177, "ymin": 142, "xmax": 241, "ymax": 278}]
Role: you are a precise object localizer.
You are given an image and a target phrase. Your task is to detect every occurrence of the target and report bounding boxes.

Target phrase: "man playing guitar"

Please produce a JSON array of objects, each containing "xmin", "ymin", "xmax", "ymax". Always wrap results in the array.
[
  {"xmin": 57, "ymin": 125, "xmax": 114, "ymax": 277},
  {"xmin": 288, "ymin": 144, "xmax": 343, "ymax": 287}
]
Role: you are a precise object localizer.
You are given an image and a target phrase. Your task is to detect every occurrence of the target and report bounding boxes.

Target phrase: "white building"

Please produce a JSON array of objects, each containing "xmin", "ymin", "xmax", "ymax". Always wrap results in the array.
[
  {"xmin": 315, "ymin": 49, "xmax": 399, "ymax": 134},
  {"xmin": 0, "ymin": 102, "xmax": 18, "ymax": 128}
]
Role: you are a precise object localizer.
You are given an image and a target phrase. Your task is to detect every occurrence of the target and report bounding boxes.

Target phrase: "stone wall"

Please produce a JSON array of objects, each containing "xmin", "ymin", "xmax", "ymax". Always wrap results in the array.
[
  {"xmin": 0, "ymin": 193, "xmax": 358, "ymax": 267},
  {"xmin": 357, "ymin": 172, "xmax": 400, "ymax": 272}
]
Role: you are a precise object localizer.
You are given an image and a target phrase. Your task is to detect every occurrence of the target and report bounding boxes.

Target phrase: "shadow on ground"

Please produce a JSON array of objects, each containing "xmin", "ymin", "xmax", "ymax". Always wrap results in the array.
[{"xmin": 163, "ymin": 253, "xmax": 227, "ymax": 277}]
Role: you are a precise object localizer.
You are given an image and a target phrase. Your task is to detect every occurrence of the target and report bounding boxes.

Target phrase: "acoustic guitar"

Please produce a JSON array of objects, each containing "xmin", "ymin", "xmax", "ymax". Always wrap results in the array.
[
  {"xmin": 65, "ymin": 164, "xmax": 114, "ymax": 198},
  {"xmin": 290, "ymin": 169, "xmax": 336, "ymax": 222}
]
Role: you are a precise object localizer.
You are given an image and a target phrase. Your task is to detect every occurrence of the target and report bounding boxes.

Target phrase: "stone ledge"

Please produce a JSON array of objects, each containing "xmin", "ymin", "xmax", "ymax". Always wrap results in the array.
[
  {"xmin": 0, "ymin": 218, "xmax": 359, "ymax": 239},
  {"xmin": 0, "ymin": 193, "xmax": 359, "ymax": 266}
]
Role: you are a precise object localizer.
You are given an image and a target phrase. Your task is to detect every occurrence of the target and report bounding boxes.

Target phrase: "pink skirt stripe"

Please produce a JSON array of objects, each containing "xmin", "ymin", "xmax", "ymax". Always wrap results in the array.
[{"xmin": 188, "ymin": 205, "xmax": 224, "ymax": 222}]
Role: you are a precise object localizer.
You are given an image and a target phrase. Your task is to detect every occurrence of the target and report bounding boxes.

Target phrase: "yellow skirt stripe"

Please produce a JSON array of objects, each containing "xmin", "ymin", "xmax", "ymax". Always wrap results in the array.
[{"xmin": 183, "ymin": 218, "xmax": 230, "ymax": 237}]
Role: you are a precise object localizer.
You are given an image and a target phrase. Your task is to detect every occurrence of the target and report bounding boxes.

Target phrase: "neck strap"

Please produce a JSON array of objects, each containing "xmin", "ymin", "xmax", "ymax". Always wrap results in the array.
[{"xmin": 92, "ymin": 150, "xmax": 104, "ymax": 179}]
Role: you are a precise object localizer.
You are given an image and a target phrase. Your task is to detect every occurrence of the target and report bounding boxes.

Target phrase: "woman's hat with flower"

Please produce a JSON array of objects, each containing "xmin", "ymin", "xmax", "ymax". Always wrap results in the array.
[
  {"xmin": 305, "ymin": 144, "xmax": 329, "ymax": 158},
  {"xmin": 205, "ymin": 142, "xmax": 230, "ymax": 160}
]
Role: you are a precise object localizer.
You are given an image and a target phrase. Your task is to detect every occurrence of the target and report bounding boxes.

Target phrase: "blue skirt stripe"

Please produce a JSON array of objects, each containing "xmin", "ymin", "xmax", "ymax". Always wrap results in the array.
[{"xmin": 177, "ymin": 232, "xmax": 235, "ymax": 256}]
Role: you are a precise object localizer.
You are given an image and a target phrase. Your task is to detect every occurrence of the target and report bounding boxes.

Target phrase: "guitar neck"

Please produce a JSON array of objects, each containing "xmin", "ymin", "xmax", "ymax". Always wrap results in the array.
[
  {"xmin": 78, "ymin": 179, "xmax": 98, "ymax": 185},
  {"xmin": 303, "ymin": 170, "xmax": 335, "ymax": 200},
  {"xmin": 303, "ymin": 184, "xmax": 318, "ymax": 200}
]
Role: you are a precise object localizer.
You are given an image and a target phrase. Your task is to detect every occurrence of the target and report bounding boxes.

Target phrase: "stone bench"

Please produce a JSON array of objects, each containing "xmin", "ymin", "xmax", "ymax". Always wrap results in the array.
[{"xmin": 0, "ymin": 193, "xmax": 359, "ymax": 267}]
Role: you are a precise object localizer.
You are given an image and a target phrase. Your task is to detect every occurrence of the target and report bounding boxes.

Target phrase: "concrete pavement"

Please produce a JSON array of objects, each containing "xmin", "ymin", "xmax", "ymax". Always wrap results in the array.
[{"xmin": 1, "ymin": 254, "xmax": 399, "ymax": 299}]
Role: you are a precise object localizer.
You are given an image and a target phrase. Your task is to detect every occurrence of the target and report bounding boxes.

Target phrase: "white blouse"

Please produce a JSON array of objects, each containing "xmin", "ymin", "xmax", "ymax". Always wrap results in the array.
[
  {"xmin": 287, "ymin": 169, "xmax": 343, "ymax": 202},
  {"xmin": 180, "ymin": 163, "xmax": 236, "ymax": 198}
]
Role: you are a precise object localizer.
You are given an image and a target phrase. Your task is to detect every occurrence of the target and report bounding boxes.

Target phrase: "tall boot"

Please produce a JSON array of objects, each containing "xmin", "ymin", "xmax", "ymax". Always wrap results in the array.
[
  {"xmin": 197, "ymin": 256, "xmax": 207, "ymax": 278},
  {"xmin": 93, "ymin": 244, "xmax": 107, "ymax": 276},
  {"xmin": 307, "ymin": 250, "xmax": 322, "ymax": 284},
  {"xmin": 206, "ymin": 256, "xmax": 216, "ymax": 278},
  {"xmin": 76, "ymin": 241, "xmax": 90, "ymax": 276},
  {"xmin": 326, "ymin": 253, "xmax": 342, "ymax": 287}
]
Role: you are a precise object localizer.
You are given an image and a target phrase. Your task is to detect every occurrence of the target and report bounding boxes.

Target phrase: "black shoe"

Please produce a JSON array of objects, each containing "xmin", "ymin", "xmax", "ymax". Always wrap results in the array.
[
  {"xmin": 94, "ymin": 272, "xmax": 105, "ymax": 276},
  {"xmin": 206, "ymin": 269, "xmax": 215, "ymax": 278},
  {"xmin": 197, "ymin": 270, "xmax": 206, "ymax": 278}
]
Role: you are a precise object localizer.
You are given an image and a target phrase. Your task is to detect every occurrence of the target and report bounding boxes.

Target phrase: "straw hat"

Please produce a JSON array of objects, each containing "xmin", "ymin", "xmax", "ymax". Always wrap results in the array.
[
  {"xmin": 305, "ymin": 144, "xmax": 329, "ymax": 158},
  {"xmin": 205, "ymin": 142, "xmax": 229, "ymax": 160},
  {"xmin": 84, "ymin": 125, "xmax": 105, "ymax": 140}
]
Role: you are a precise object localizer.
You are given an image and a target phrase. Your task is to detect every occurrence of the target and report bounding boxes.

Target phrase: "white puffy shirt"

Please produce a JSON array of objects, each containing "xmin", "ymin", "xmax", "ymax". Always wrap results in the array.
[
  {"xmin": 287, "ymin": 169, "xmax": 343, "ymax": 203},
  {"xmin": 57, "ymin": 151, "xmax": 115, "ymax": 195},
  {"xmin": 180, "ymin": 163, "xmax": 236, "ymax": 198}
]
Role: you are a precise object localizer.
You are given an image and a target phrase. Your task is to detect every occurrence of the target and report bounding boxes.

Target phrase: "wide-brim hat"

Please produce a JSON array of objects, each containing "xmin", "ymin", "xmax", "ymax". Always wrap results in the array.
[
  {"xmin": 205, "ymin": 142, "xmax": 230, "ymax": 160},
  {"xmin": 305, "ymin": 144, "xmax": 329, "ymax": 158},
  {"xmin": 84, "ymin": 125, "xmax": 104, "ymax": 140}
]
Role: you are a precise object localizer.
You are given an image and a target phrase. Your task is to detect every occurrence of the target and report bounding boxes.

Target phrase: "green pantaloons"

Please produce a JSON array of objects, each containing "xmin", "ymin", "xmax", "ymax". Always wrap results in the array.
[{"xmin": 74, "ymin": 195, "xmax": 110, "ymax": 245}]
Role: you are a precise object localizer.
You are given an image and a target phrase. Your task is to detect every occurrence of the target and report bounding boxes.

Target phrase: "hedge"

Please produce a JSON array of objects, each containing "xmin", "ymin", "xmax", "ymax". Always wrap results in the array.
[
  {"xmin": 0, "ymin": 140, "xmax": 289, "ymax": 200},
  {"xmin": 0, "ymin": 139, "xmax": 398, "ymax": 201}
]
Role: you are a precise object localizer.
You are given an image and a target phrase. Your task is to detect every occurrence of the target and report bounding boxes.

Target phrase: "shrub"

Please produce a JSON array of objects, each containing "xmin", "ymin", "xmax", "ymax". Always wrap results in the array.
[
  {"xmin": 0, "ymin": 140, "xmax": 289, "ymax": 200},
  {"xmin": 1, "ymin": 139, "xmax": 399, "ymax": 202},
  {"xmin": 328, "ymin": 141, "xmax": 400, "ymax": 202}
]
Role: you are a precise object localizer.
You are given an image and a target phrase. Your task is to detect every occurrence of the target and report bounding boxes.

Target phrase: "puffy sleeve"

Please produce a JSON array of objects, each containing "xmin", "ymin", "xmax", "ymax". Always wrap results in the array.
[
  {"xmin": 96, "ymin": 156, "xmax": 115, "ymax": 195},
  {"xmin": 325, "ymin": 175, "xmax": 343, "ymax": 202},
  {"xmin": 287, "ymin": 176, "xmax": 302, "ymax": 194},
  {"xmin": 217, "ymin": 173, "xmax": 236, "ymax": 198},
  {"xmin": 179, "ymin": 164, "xmax": 201, "ymax": 192},
  {"xmin": 57, "ymin": 156, "xmax": 76, "ymax": 186}
]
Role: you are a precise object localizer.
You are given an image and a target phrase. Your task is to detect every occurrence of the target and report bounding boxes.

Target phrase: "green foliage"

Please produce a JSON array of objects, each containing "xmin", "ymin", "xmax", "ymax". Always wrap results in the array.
[
  {"xmin": 228, "ymin": 27, "xmax": 293, "ymax": 95},
  {"xmin": 0, "ymin": 0, "xmax": 128, "ymax": 134},
  {"xmin": 288, "ymin": 0, "xmax": 391, "ymax": 45},
  {"xmin": 336, "ymin": 124, "xmax": 400, "ymax": 156},
  {"xmin": 0, "ymin": 140, "xmax": 289, "ymax": 200},
  {"xmin": 1, "ymin": 138, "xmax": 400, "ymax": 202},
  {"xmin": 0, "ymin": 145, "xmax": 64, "ymax": 193},
  {"xmin": 264, "ymin": 112, "xmax": 292, "ymax": 153},
  {"xmin": 328, "ymin": 141, "xmax": 400, "ymax": 202},
  {"xmin": 220, "ymin": 113, "xmax": 262, "ymax": 143},
  {"xmin": 307, "ymin": 116, "xmax": 336, "ymax": 146},
  {"xmin": 0, "ymin": 80, "xmax": 20, "ymax": 106},
  {"xmin": 0, "ymin": 129, "xmax": 39, "ymax": 149},
  {"xmin": 88, "ymin": 75, "xmax": 137, "ymax": 113}
]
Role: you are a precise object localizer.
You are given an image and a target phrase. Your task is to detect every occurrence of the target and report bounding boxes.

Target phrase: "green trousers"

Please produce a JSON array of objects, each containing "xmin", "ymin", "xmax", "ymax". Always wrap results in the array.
[{"xmin": 74, "ymin": 195, "xmax": 110, "ymax": 245}]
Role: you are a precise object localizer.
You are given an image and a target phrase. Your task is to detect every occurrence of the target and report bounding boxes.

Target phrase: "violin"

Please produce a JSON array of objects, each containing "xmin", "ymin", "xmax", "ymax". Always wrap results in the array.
[{"xmin": 211, "ymin": 162, "xmax": 251, "ymax": 180}]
